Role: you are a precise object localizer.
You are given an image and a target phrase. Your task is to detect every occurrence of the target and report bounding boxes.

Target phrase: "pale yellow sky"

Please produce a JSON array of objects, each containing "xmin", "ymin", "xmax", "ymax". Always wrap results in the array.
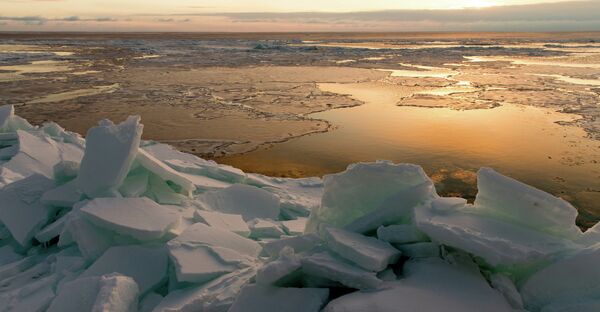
[{"xmin": 0, "ymin": 0, "xmax": 596, "ymax": 32}]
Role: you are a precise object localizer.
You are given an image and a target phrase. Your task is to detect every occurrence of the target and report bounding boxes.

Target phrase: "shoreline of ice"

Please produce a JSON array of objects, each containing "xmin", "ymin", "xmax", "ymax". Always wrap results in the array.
[{"xmin": 0, "ymin": 104, "xmax": 598, "ymax": 312}]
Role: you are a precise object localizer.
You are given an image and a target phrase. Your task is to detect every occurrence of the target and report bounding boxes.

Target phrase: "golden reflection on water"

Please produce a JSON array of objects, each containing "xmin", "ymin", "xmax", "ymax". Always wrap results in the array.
[{"xmin": 218, "ymin": 81, "xmax": 600, "ymax": 225}]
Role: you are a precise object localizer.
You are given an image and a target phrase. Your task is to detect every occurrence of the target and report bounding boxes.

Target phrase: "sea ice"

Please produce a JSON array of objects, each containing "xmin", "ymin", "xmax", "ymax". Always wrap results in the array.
[
  {"xmin": 136, "ymin": 148, "xmax": 195, "ymax": 195},
  {"xmin": 80, "ymin": 197, "xmax": 181, "ymax": 241},
  {"xmin": 195, "ymin": 210, "xmax": 250, "ymax": 237},
  {"xmin": 0, "ymin": 174, "xmax": 55, "ymax": 247},
  {"xmin": 248, "ymin": 218, "xmax": 286, "ymax": 239},
  {"xmin": 229, "ymin": 285, "xmax": 329, "ymax": 312},
  {"xmin": 475, "ymin": 168, "xmax": 582, "ymax": 239},
  {"xmin": 323, "ymin": 258, "xmax": 513, "ymax": 312},
  {"xmin": 262, "ymin": 233, "xmax": 321, "ymax": 258},
  {"xmin": 77, "ymin": 116, "xmax": 143, "ymax": 198},
  {"xmin": 80, "ymin": 245, "xmax": 168, "ymax": 294},
  {"xmin": 394, "ymin": 242, "xmax": 440, "ymax": 259},
  {"xmin": 281, "ymin": 218, "xmax": 308, "ymax": 235},
  {"xmin": 200, "ymin": 184, "xmax": 280, "ymax": 221},
  {"xmin": 306, "ymin": 161, "xmax": 436, "ymax": 233},
  {"xmin": 47, "ymin": 274, "xmax": 139, "ymax": 312},
  {"xmin": 520, "ymin": 246, "xmax": 600, "ymax": 311},
  {"xmin": 324, "ymin": 227, "xmax": 401, "ymax": 271},
  {"xmin": 301, "ymin": 252, "xmax": 382, "ymax": 290},
  {"xmin": 256, "ymin": 247, "xmax": 302, "ymax": 286},
  {"xmin": 377, "ymin": 224, "xmax": 429, "ymax": 244}
]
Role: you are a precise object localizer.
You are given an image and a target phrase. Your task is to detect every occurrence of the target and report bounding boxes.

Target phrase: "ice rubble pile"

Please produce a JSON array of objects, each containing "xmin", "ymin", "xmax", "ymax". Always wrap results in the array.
[{"xmin": 0, "ymin": 104, "xmax": 599, "ymax": 312}]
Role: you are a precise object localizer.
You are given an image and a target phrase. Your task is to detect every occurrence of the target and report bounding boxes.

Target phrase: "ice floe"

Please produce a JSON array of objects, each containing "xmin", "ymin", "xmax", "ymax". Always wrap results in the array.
[{"xmin": 0, "ymin": 105, "xmax": 597, "ymax": 311}]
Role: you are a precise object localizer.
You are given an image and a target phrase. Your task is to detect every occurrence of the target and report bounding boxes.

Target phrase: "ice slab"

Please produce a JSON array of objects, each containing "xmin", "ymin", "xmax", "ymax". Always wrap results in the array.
[
  {"xmin": 0, "ymin": 105, "xmax": 13, "ymax": 131},
  {"xmin": 0, "ymin": 174, "xmax": 54, "ymax": 247},
  {"xmin": 136, "ymin": 148, "xmax": 195, "ymax": 195},
  {"xmin": 301, "ymin": 252, "xmax": 382, "ymax": 290},
  {"xmin": 256, "ymin": 247, "xmax": 302, "ymax": 286},
  {"xmin": 77, "ymin": 116, "xmax": 143, "ymax": 198},
  {"xmin": 0, "ymin": 167, "xmax": 23, "ymax": 189},
  {"xmin": 80, "ymin": 245, "xmax": 168, "ymax": 294},
  {"xmin": 80, "ymin": 197, "xmax": 181, "ymax": 241},
  {"xmin": 263, "ymin": 234, "xmax": 321, "ymax": 258},
  {"xmin": 195, "ymin": 210, "xmax": 250, "ymax": 237},
  {"xmin": 167, "ymin": 223, "xmax": 260, "ymax": 283},
  {"xmin": 152, "ymin": 267, "xmax": 255, "ymax": 312},
  {"xmin": 139, "ymin": 293, "xmax": 163, "ymax": 312},
  {"xmin": 229, "ymin": 285, "xmax": 329, "ymax": 312},
  {"xmin": 324, "ymin": 227, "xmax": 400, "ymax": 272},
  {"xmin": 249, "ymin": 218, "xmax": 286, "ymax": 239},
  {"xmin": 40, "ymin": 180, "xmax": 82, "ymax": 207},
  {"xmin": 520, "ymin": 246, "xmax": 600, "ymax": 311},
  {"xmin": 0, "ymin": 245, "xmax": 23, "ymax": 266},
  {"xmin": 377, "ymin": 224, "xmax": 429, "ymax": 244},
  {"xmin": 323, "ymin": 258, "xmax": 513, "ymax": 312},
  {"xmin": 307, "ymin": 162, "xmax": 436, "ymax": 233},
  {"xmin": 119, "ymin": 170, "xmax": 149, "ymax": 198},
  {"xmin": 201, "ymin": 184, "xmax": 280, "ymax": 221},
  {"xmin": 415, "ymin": 204, "xmax": 577, "ymax": 266},
  {"xmin": 47, "ymin": 274, "xmax": 139, "ymax": 312},
  {"xmin": 60, "ymin": 214, "xmax": 116, "ymax": 261},
  {"xmin": 169, "ymin": 222, "xmax": 261, "ymax": 257},
  {"xmin": 281, "ymin": 218, "xmax": 307, "ymax": 236},
  {"xmin": 490, "ymin": 273, "xmax": 524, "ymax": 310},
  {"xmin": 394, "ymin": 242, "xmax": 440, "ymax": 259},
  {"xmin": 0, "ymin": 274, "xmax": 58, "ymax": 312},
  {"xmin": 475, "ymin": 168, "xmax": 582, "ymax": 239},
  {"xmin": 3, "ymin": 131, "xmax": 66, "ymax": 179}
]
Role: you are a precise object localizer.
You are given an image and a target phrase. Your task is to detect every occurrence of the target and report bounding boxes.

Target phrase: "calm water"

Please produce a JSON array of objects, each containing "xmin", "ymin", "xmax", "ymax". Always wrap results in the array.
[{"xmin": 219, "ymin": 81, "xmax": 600, "ymax": 226}]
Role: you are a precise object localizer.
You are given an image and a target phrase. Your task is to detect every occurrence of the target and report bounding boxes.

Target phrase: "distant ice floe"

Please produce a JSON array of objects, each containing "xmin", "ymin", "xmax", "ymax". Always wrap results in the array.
[{"xmin": 0, "ymin": 104, "xmax": 598, "ymax": 311}]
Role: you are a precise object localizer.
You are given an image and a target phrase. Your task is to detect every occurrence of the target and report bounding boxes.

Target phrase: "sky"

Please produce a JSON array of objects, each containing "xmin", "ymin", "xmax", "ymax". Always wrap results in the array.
[{"xmin": 0, "ymin": 0, "xmax": 599, "ymax": 32}]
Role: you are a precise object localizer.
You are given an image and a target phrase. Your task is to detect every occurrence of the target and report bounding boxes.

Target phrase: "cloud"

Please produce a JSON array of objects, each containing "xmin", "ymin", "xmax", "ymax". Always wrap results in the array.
[
  {"xmin": 0, "ymin": 15, "xmax": 118, "ymax": 25},
  {"xmin": 156, "ymin": 18, "xmax": 191, "ymax": 23}
]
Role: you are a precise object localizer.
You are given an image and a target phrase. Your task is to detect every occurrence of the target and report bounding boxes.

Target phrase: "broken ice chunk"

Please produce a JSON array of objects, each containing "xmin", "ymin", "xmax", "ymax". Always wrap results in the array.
[
  {"xmin": 306, "ymin": 161, "xmax": 436, "ymax": 233},
  {"xmin": 136, "ymin": 148, "xmax": 195, "ymax": 195},
  {"xmin": 394, "ymin": 242, "xmax": 440, "ymax": 259},
  {"xmin": 281, "ymin": 218, "xmax": 307, "ymax": 235},
  {"xmin": 152, "ymin": 267, "xmax": 255, "ymax": 312},
  {"xmin": 415, "ymin": 204, "xmax": 577, "ymax": 266},
  {"xmin": 167, "ymin": 223, "xmax": 260, "ymax": 283},
  {"xmin": 475, "ymin": 168, "xmax": 582, "ymax": 239},
  {"xmin": 139, "ymin": 292, "xmax": 163, "ymax": 312},
  {"xmin": 52, "ymin": 160, "xmax": 79, "ymax": 184},
  {"xmin": 248, "ymin": 218, "xmax": 286, "ymax": 239},
  {"xmin": 263, "ymin": 234, "xmax": 321, "ymax": 258},
  {"xmin": 200, "ymin": 184, "xmax": 280, "ymax": 221},
  {"xmin": 324, "ymin": 227, "xmax": 400, "ymax": 272},
  {"xmin": 229, "ymin": 285, "xmax": 329, "ymax": 312},
  {"xmin": 80, "ymin": 197, "xmax": 181, "ymax": 241},
  {"xmin": 520, "ymin": 246, "xmax": 600, "ymax": 311},
  {"xmin": 3, "ymin": 131, "xmax": 67, "ymax": 179},
  {"xmin": 431, "ymin": 197, "xmax": 468, "ymax": 213},
  {"xmin": 77, "ymin": 116, "xmax": 143, "ymax": 198},
  {"xmin": 0, "ymin": 167, "xmax": 23, "ymax": 189},
  {"xmin": 323, "ymin": 258, "xmax": 513, "ymax": 312},
  {"xmin": 80, "ymin": 245, "xmax": 168, "ymax": 294},
  {"xmin": 118, "ymin": 169, "xmax": 149, "ymax": 197},
  {"xmin": 60, "ymin": 214, "xmax": 115, "ymax": 261},
  {"xmin": 301, "ymin": 252, "xmax": 382, "ymax": 290},
  {"xmin": 0, "ymin": 174, "xmax": 55, "ymax": 247},
  {"xmin": 40, "ymin": 180, "xmax": 82, "ymax": 208},
  {"xmin": 0, "ymin": 105, "xmax": 13, "ymax": 131},
  {"xmin": 170, "ymin": 223, "xmax": 261, "ymax": 257},
  {"xmin": 0, "ymin": 245, "xmax": 23, "ymax": 266},
  {"xmin": 195, "ymin": 210, "xmax": 250, "ymax": 237},
  {"xmin": 0, "ymin": 274, "xmax": 58, "ymax": 312},
  {"xmin": 490, "ymin": 273, "xmax": 524, "ymax": 310},
  {"xmin": 47, "ymin": 273, "xmax": 139, "ymax": 312},
  {"xmin": 256, "ymin": 247, "xmax": 302, "ymax": 286},
  {"xmin": 377, "ymin": 224, "xmax": 429, "ymax": 244}
]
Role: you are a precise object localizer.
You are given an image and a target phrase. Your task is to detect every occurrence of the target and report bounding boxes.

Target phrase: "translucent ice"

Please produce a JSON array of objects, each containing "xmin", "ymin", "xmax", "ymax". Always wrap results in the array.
[
  {"xmin": 200, "ymin": 184, "xmax": 280, "ymax": 221},
  {"xmin": 77, "ymin": 116, "xmax": 143, "ymax": 198},
  {"xmin": 229, "ymin": 285, "xmax": 329, "ymax": 312},
  {"xmin": 301, "ymin": 252, "xmax": 382, "ymax": 290}
]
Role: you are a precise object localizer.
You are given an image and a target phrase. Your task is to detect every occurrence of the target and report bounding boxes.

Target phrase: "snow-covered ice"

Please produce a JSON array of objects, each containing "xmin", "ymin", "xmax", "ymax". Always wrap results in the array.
[{"xmin": 0, "ymin": 107, "xmax": 597, "ymax": 312}]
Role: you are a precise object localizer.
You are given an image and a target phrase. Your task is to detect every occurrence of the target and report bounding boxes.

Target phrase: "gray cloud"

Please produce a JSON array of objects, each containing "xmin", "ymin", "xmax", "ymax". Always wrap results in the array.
[
  {"xmin": 156, "ymin": 18, "xmax": 191, "ymax": 23},
  {"xmin": 0, "ymin": 15, "xmax": 118, "ymax": 24}
]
